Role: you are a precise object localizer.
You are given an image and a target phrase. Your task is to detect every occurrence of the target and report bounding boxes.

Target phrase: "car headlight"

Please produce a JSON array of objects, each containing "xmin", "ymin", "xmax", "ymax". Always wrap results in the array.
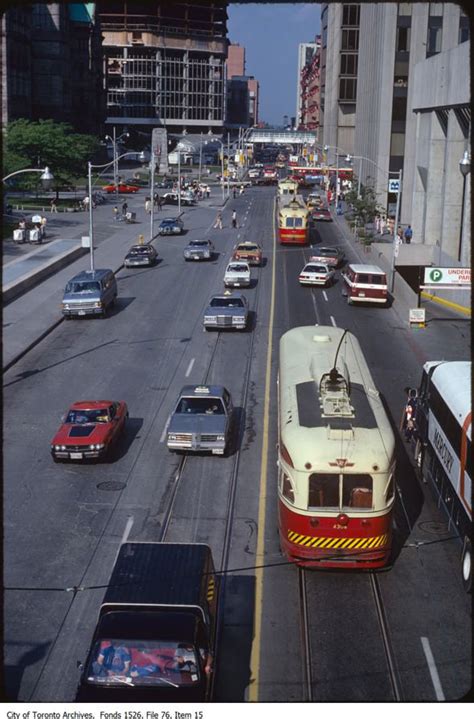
[
  {"xmin": 168, "ymin": 434, "xmax": 177, "ymax": 441},
  {"xmin": 94, "ymin": 301, "xmax": 102, "ymax": 308},
  {"xmin": 216, "ymin": 435, "xmax": 225, "ymax": 441},
  {"xmin": 63, "ymin": 304, "xmax": 70, "ymax": 310},
  {"xmin": 204, "ymin": 316, "xmax": 217, "ymax": 322},
  {"xmin": 184, "ymin": 252, "xmax": 190, "ymax": 257},
  {"xmin": 89, "ymin": 443, "xmax": 105, "ymax": 450},
  {"xmin": 234, "ymin": 316, "xmax": 245, "ymax": 323},
  {"xmin": 204, "ymin": 252, "xmax": 210, "ymax": 258}
]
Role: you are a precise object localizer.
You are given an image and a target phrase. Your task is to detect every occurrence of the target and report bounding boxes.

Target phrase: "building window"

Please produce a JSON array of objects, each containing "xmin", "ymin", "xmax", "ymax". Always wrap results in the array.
[
  {"xmin": 396, "ymin": 26, "xmax": 411, "ymax": 52},
  {"xmin": 340, "ymin": 53, "xmax": 358, "ymax": 75},
  {"xmin": 342, "ymin": 4, "xmax": 360, "ymax": 26},
  {"xmin": 392, "ymin": 96, "xmax": 407, "ymax": 122},
  {"xmin": 459, "ymin": 13, "xmax": 469, "ymax": 44},
  {"xmin": 341, "ymin": 28, "xmax": 359, "ymax": 51},
  {"xmin": 339, "ymin": 77, "xmax": 357, "ymax": 102},
  {"xmin": 427, "ymin": 6, "xmax": 443, "ymax": 57}
]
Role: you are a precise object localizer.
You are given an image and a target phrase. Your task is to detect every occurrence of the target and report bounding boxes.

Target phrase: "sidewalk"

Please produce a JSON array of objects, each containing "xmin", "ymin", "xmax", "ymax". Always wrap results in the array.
[{"xmin": 3, "ymin": 192, "xmax": 226, "ymax": 370}]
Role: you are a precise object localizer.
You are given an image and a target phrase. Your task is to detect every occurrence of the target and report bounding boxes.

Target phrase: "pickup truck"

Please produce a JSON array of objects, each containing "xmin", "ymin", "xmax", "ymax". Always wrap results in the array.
[
  {"xmin": 76, "ymin": 542, "xmax": 219, "ymax": 702},
  {"xmin": 224, "ymin": 261, "xmax": 251, "ymax": 288}
]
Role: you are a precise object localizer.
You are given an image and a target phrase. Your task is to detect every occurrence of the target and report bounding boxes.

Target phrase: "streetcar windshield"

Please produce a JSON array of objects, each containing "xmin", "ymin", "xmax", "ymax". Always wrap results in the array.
[{"xmin": 308, "ymin": 473, "xmax": 373, "ymax": 509}]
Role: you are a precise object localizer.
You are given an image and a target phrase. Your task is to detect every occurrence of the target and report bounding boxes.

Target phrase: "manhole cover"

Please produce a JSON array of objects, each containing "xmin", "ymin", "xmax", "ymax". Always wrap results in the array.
[
  {"xmin": 418, "ymin": 521, "xmax": 450, "ymax": 535},
  {"xmin": 97, "ymin": 480, "xmax": 126, "ymax": 492}
]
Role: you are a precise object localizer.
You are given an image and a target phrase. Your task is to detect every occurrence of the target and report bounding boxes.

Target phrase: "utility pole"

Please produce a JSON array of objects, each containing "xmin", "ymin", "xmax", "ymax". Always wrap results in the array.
[{"xmin": 390, "ymin": 168, "xmax": 403, "ymax": 293}]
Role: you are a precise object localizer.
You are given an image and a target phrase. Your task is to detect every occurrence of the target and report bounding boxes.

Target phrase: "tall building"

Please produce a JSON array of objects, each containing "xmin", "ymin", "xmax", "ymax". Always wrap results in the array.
[
  {"xmin": 296, "ymin": 42, "xmax": 317, "ymax": 128},
  {"xmin": 320, "ymin": 3, "xmax": 470, "ymax": 267},
  {"xmin": 97, "ymin": 1, "xmax": 228, "ymax": 135},
  {"xmin": 225, "ymin": 42, "xmax": 259, "ymax": 129},
  {"xmin": 1, "ymin": 3, "xmax": 104, "ymax": 135},
  {"xmin": 298, "ymin": 36, "xmax": 321, "ymax": 131}
]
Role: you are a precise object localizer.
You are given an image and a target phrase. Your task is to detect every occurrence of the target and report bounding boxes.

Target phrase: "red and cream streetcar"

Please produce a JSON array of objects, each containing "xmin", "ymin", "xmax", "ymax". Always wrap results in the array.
[
  {"xmin": 277, "ymin": 180, "xmax": 309, "ymax": 245},
  {"xmin": 278, "ymin": 326, "xmax": 396, "ymax": 569}
]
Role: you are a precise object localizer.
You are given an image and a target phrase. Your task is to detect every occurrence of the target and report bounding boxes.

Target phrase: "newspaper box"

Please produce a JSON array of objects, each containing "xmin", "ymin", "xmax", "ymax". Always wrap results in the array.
[
  {"xmin": 29, "ymin": 228, "xmax": 41, "ymax": 244},
  {"xmin": 125, "ymin": 211, "xmax": 136, "ymax": 223},
  {"xmin": 13, "ymin": 229, "xmax": 26, "ymax": 243}
]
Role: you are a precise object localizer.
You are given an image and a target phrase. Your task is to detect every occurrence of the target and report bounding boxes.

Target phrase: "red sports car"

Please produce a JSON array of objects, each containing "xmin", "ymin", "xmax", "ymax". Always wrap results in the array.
[
  {"xmin": 311, "ymin": 207, "xmax": 332, "ymax": 221},
  {"xmin": 50, "ymin": 400, "xmax": 128, "ymax": 462},
  {"xmin": 102, "ymin": 183, "xmax": 140, "ymax": 194}
]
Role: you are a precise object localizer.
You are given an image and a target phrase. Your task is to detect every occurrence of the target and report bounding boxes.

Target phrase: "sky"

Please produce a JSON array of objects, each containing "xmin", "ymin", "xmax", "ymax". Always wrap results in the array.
[{"xmin": 227, "ymin": 3, "xmax": 321, "ymax": 126}]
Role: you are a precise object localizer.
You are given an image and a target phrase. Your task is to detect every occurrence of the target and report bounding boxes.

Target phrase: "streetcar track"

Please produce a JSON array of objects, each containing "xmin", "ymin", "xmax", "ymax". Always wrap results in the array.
[
  {"xmin": 298, "ymin": 569, "xmax": 314, "ymax": 701},
  {"xmin": 369, "ymin": 572, "xmax": 403, "ymax": 700}
]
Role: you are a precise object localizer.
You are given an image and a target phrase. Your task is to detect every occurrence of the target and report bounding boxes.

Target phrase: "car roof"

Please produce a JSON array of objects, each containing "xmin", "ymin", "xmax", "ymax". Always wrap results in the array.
[
  {"xmin": 129, "ymin": 244, "xmax": 153, "ymax": 250},
  {"xmin": 70, "ymin": 400, "xmax": 115, "ymax": 410},
  {"xmin": 304, "ymin": 263, "xmax": 329, "ymax": 270},
  {"xmin": 68, "ymin": 269, "xmax": 113, "ymax": 281},
  {"xmin": 236, "ymin": 241, "xmax": 260, "ymax": 248},
  {"xmin": 227, "ymin": 260, "xmax": 249, "ymax": 267},
  {"xmin": 312, "ymin": 247, "xmax": 338, "ymax": 254},
  {"xmin": 178, "ymin": 385, "xmax": 228, "ymax": 398},
  {"xmin": 348, "ymin": 263, "xmax": 386, "ymax": 274},
  {"xmin": 162, "ymin": 217, "xmax": 180, "ymax": 222},
  {"xmin": 210, "ymin": 291, "xmax": 245, "ymax": 301}
]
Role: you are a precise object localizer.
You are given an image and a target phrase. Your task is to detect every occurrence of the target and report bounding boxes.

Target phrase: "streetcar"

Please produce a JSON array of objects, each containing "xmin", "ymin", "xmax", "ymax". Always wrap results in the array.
[
  {"xmin": 278, "ymin": 195, "xmax": 309, "ymax": 245},
  {"xmin": 278, "ymin": 326, "xmax": 396, "ymax": 569},
  {"xmin": 277, "ymin": 178, "xmax": 298, "ymax": 202},
  {"xmin": 412, "ymin": 361, "xmax": 472, "ymax": 592}
]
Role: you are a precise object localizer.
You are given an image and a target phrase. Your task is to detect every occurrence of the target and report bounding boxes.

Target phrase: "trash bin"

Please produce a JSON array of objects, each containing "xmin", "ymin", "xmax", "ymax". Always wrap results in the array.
[
  {"xmin": 29, "ymin": 228, "xmax": 41, "ymax": 243},
  {"xmin": 13, "ymin": 229, "xmax": 26, "ymax": 243}
]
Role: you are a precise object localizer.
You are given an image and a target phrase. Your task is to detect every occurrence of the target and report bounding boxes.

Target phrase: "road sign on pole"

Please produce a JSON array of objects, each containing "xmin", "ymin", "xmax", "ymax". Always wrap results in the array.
[{"xmin": 388, "ymin": 178, "xmax": 400, "ymax": 193}]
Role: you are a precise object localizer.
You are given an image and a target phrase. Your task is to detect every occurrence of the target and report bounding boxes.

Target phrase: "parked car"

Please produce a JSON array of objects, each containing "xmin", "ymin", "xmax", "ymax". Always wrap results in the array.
[
  {"xmin": 232, "ymin": 241, "xmax": 263, "ymax": 266},
  {"xmin": 203, "ymin": 292, "xmax": 249, "ymax": 331},
  {"xmin": 183, "ymin": 239, "xmax": 214, "ymax": 261},
  {"xmin": 158, "ymin": 217, "xmax": 184, "ymax": 235},
  {"xmin": 311, "ymin": 207, "xmax": 332, "ymax": 221},
  {"xmin": 62, "ymin": 269, "xmax": 117, "ymax": 318},
  {"xmin": 163, "ymin": 191, "xmax": 195, "ymax": 206},
  {"xmin": 167, "ymin": 385, "xmax": 234, "ymax": 456},
  {"xmin": 50, "ymin": 400, "xmax": 128, "ymax": 462},
  {"xmin": 103, "ymin": 183, "xmax": 140, "ymax": 194},
  {"xmin": 309, "ymin": 246, "xmax": 344, "ymax": 268},
  {"xmin": 299, "ymin": 262, "xmax": 335, "ymax": 287},
  {"xmin": 224, "ymin": 261, "xmax": 251, "ymax": 288},
  {"xmin": 124, "ymin": 244, "xmax": 158, "ymax": 267}
]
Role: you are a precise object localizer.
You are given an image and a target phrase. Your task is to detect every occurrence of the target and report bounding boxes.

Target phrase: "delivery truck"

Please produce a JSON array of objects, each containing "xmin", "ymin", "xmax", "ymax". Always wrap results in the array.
[{"xmin": 76, "ymin": 542, "xmax": 219, "ymax": 701}]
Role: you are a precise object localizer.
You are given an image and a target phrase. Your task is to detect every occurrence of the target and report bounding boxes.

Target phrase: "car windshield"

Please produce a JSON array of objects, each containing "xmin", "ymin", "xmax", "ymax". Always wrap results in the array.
[
  {"xmin": 85, "ymin": 639, "xmax": 201, "ymax": 687},
  {"xmin": 238, "ymin": 244, "xmax": 258, "ymax": 252},
  {"xmin": 210, "ymin": 298, "xmax": 244, "ymax": 308},
  {"xmin": 305, "ymin": 265, "xmax": 326, "ymax": 273},
  {"xmin": 228, "ymin": 264, "xmax": 248, "ymax": 272},
  {"xmin": 66, "ymin": 281, "xmax": 101, "ymax": 294},
  {"xmin": 190, "ymin": 241, "xmax": 209, "ymax": 247},
  {"xmin": 66, "ymin": 408, "xmax": 111, "ymax": 424},
  {"xmin": 129, "ymin": 247, "xmax": 151, "ymax": 255},
  {"xmin": 162, "ymin": 219, "xmax": 176, "ymax": 225},
  {"xmin": 316, "ymin": 249, "xmax": 336, "ymax": 257},
  {"xmin": 176, "ymin": 397, "xmax": 225, "ymax": 415}
]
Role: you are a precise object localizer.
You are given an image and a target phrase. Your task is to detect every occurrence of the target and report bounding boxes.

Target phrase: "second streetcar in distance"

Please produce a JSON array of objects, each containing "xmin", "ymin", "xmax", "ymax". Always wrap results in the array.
[{"xmin": 278, "ymin": 326, "xmax": 396, "ymax": 569}]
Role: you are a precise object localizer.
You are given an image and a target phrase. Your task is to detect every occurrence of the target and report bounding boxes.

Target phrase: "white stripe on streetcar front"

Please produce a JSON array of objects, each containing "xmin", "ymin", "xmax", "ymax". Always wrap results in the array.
[{"xmin": 421, "ymin": 637, "xmax": 445, "ymax": 701}]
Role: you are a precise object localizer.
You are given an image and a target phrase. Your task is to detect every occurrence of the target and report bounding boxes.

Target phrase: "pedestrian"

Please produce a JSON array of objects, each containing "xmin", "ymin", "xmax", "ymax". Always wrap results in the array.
[
  {"xmin": 145, "ymin": 198, "xmax": 151, "ymax": 214},
  {"xmin": 137, "ymin": 234, "xmax": 145, "ymax": 245},
  {"xmin": 233, "ymin": 188, "xmax": 237, "ymax": 199},
  {"xmin": 40, "ymin": 216, "xmax": 47, "ymax": 238},
  {"xmin": 401, "ymin": 388, "xmax": 418, "ymax": 442},
  {"xmin": 404, "ymin": 224, "xmax": 413, "ymax": 244},
  {"xmin": 50, "ymin": 198, "xmax": 58, "ymax": 213},
  {"xmin": 232, "ymin": 210, "xmax": 237, "ymax": 228},
  {"xmin": 122, "ymin": 201, "xmax": 128, "ymax": 216},
  {"xmin": 206, "ymin": 185, "xmax": 210, "ymax": 199},
  {"xmin": 380, "ymin": 215, "xmax": 386, "ymax": 235},
  {"xmin": 375, "ymin": 215, "xmax": 381, "ymax": 234},
  {"xmin": 83, "ymin": 196, "xmax": 90, "ymax": 211},
  {"xmin": 113, "ymin": 206, "xmax": 119, "ymax": 221},
  {"xmin": 239, "ymin": 185, "xmax": 244, "ymax": 195},
  {"xmin": 398, "ymin": 226, "xmax": 404, "ymax": 242},
  {"xmin": 19, "ymin": 218, "xmax": 26, "ymax": 231},
  {"xmin": 214, "ymin": 212, "xmax": 223, "ymax": 229}
]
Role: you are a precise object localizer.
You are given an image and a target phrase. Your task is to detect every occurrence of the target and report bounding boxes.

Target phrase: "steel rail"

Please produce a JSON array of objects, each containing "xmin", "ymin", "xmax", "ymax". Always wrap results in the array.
[
  {"xmin": 297, "ymin": 568, "xmax": 314, "ymax": 701},
  {"xmin": 369, "ymin": 572, "xmax": 403, "ymax": 701}
]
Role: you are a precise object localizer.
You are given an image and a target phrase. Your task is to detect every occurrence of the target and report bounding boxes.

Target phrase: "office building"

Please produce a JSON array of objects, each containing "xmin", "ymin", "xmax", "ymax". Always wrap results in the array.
[
  {"xmin": 298, "ymin": 36, "xmax": 321, "ymax": 131},
  {"xmin": 225, "ymin": 42, "xmax": 259, "ymax": 129},
  {"xmin": 296, "ymin": 42, "xmax": 317, "ymax": 128}
]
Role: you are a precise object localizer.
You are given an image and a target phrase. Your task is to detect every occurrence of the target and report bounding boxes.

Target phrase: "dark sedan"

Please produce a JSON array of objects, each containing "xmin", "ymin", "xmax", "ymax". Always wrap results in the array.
[
  {"xmin": 309, "ymin": 246, "xmax": 345, "ymax": 267},
  {"xmin": 158, "ymin": 217, "xmax": 184, "ymax": 235},
  {"xmin": 124, "ymin": 244, "xmax": 158, "ymax": 267}
]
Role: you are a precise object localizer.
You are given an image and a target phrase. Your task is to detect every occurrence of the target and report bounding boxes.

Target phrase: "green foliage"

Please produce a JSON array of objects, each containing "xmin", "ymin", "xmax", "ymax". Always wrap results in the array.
[
  {"xmin": 345, "ymin": 184, "xmax": 383, "ymax": 226},
  {"xmin": 3, "ymin": 119, "xmax": 100, "ymax": 194}
]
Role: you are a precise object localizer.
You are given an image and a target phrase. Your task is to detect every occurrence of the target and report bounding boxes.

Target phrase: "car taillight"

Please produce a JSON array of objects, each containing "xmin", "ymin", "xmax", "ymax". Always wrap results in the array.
[{"xmin": 280, "ymin": 442, "xmax": 294, "ymax": 468}]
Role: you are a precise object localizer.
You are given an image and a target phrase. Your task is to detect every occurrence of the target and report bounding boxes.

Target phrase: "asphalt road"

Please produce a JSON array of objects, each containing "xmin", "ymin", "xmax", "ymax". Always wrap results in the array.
[{"xmin": 3, "ymin": 185, "xmax": 471, "ymax": 703}]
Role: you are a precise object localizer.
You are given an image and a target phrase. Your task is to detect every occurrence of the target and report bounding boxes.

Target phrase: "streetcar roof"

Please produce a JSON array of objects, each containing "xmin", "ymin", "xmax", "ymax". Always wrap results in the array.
[
  {"xmin": 279, "ymin": 326, "xmax": 395, "ymax": 470},
  {"xmin": 425, "ymin": 361, "xmax": 472, "ymax": 432}
]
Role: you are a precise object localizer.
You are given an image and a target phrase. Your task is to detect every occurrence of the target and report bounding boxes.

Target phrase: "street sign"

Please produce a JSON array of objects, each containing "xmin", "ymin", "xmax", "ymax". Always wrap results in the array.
[
  {"xmin": 409, "ymin": 308, "xmax": 426, "ymax": 328},
  {"xmin": 422, "ymin": 267, "xmax": 471, "ymax": 288},
  {"xmin": 388, "ymin": 178, "xmax": 400, "ymax": 193}
]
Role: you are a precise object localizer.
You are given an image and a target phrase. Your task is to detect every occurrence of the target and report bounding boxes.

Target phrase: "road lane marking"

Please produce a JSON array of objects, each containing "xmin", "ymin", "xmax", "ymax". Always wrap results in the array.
[
  {"xmin": 120, "ymin": 516, "xmax": 134, "ymax": 545},
  {"xmin": 421, "ymin": 637, "xmax": 445, "ymax": 701},
  {"xmin": 330, "ymin": 315, "xmax": 337, "ymax": 327},
  {"xmin": 185, "ymin": 357, "xmax": 195, "ymax": 377},
  {"xmin": 249, "ymin": 195, "xmax": 277, "ymax": 701},
  {"xmin": 322, "ymin": 290, "xmax": 328, "ymax": 302},
  {"xmin": 160, "ymin": 417, "xmax": 170, "ymax": 443}
]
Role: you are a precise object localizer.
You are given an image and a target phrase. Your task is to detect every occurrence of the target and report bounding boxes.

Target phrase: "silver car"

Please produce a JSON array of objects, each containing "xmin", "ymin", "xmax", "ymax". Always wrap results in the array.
[
  {"xmin": 167, "ymin": 385, "xmax": 234, "ymax": 456},
  {"xmin": 184, "ymin": 239, "xmax": 214, "ymax": 261},
  {"xmin": 203, "ymin": 292, "xmax": 249, "ymax": 331}
]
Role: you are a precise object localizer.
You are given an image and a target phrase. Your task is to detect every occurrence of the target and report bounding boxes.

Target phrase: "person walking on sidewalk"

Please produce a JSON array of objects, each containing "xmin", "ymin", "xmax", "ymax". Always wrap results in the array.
[
  {"xmin": 121, "ymin": 201, "xmax": 128, "ymax": 217},
  {"xmin": 50, "ymin": 198, "xmax": 58, "ymax": 213},
  {"xmin": 404, "ymin": 225, "xmax": 413, "ymax": 244},
  {"xmin": 232, "ymin": 210, "xmax": 237, "ymax": 228},
  {"xmin": 113, "ymin": 206, "xmax": 120, "ymax": 222},
  {"xmin": 145, "ymin": 198, "xmax": 151, "ymax": 214},
  {"xmin": 214, "ymin": 211, "xmax": 223, "ymax": 229}
]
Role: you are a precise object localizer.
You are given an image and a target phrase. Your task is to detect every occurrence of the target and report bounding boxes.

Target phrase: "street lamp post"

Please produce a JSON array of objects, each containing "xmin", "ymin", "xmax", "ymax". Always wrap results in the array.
[
  {"xmin": 3, "ymin": 166, "xmax": 54, "ymax": 185},
  {"xmin": 389, "ymin": 168, "xmax": 403, "ymax": 293},
  {"xmin": 458, "ymin": 150, "xmax": 471, "ymax": 262},
  {"xmin": 105, "ymin": 128, "xmax": 129, "ymax": 203},
  {"xmin": 178, "ymin": 146, "xmax": 181, "ymax": 216},
  {"xmin": 198, "ymin": 131, "xmax": 203, "ymax": 186}
]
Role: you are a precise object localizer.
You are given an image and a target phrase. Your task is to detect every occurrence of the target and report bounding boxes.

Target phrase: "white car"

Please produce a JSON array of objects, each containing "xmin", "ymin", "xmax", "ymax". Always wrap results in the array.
[
  {"xmin": 299, "ymin": 262, "xmax": 335, "ymax": 287},
  {"xmin": 224, "ymin": 261, "xmax": 251, "ymax": 288}
]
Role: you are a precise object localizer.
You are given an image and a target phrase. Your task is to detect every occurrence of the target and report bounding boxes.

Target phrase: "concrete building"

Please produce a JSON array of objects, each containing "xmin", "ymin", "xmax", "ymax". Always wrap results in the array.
[
  {"xmin": 296, "ymin": 42, "xmax": 317, "ymax": 128},
  {"xmin": 97, "ymin": 1, "xmax": 228, "ymax": 135},
  {"xmin": 226, "ymin": 43, "xmax": 245, "ymax": 76},
  {"xmin": 1, "ymin": 3, "xmax": 104, "ymax": 135},
  {"xmin": 225, "ymin": 42, "xmax": 259, "ymax": 130},
  {"xmin": 320, "ymin": 2, "xmax": 470, "ymax": 310},
  {"xmin": 298, "ymin": 36, "xmax": 321, "ymax": 131}
]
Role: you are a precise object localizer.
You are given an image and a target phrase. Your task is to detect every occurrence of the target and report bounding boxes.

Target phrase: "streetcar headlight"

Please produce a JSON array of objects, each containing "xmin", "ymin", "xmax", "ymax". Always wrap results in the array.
[{"xmin": 282, "ymin": 474, "xmax": 295, "ymax": 504}]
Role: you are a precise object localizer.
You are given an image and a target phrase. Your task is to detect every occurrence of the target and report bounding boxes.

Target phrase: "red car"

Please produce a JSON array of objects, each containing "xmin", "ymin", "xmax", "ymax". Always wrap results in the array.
[
  {"xmin": 50, "ymin": 400, "xmax": 128, "ymax": 462},
  {"xmin": 311, "ymin": 207, "xmax": 332, "ymax": 221},
  {"xmin": 102, "ymin": 183, "xmax": 140, "ymax": 194}
]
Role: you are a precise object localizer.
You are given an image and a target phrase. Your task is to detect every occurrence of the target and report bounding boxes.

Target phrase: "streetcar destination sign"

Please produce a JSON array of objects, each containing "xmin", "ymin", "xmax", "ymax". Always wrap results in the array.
[{"xmin": 423, "ymin": 267, "xmax": 471, "ymax": 286}]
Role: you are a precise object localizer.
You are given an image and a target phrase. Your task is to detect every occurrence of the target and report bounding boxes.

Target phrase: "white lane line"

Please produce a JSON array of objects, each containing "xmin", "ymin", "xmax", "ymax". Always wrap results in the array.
[
  {"xmin": 121, "ymin": 516, "xmax": 134, "ymax": 544},
  {"xmin": 322, "ymin": 290, "xmax": 328, "ymax": 302},
  {"xmin": 185, "ymin": 357, "xmax": 195, "ymax": 377},
  {"xmin": 160, "ymin": 417, "xmax": 170, "ymax": 443},
  {"xmin": 421, "ymin": 637, "xmax": 445, "ymax": 701},
  {"xmin": 330, "ymin": 315, "xmax": 337, "ymax": 327}
]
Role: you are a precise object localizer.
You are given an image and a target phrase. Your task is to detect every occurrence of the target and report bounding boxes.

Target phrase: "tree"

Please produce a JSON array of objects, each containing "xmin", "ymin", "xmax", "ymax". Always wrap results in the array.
[
  {"xmin": 345, "ymin": 182, "xmax": 383, "ymax": 228},
  {"xmin": 3, "ymin": 119, "xmax": 100, "ymax": 196}
]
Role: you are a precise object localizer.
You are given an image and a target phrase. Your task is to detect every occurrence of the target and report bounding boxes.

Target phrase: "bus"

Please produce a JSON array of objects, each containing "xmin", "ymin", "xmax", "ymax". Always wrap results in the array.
[
  {"xmin": 412, "ymin": 361, "xmax": 472, "ymax": 592},
  {"xmin": 277, "ymin": 195, "xmax": 309, "ymax": 245},
  {"xmin": 278, "ymin": 326, "xmax": 396, "ymax": 569}
]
